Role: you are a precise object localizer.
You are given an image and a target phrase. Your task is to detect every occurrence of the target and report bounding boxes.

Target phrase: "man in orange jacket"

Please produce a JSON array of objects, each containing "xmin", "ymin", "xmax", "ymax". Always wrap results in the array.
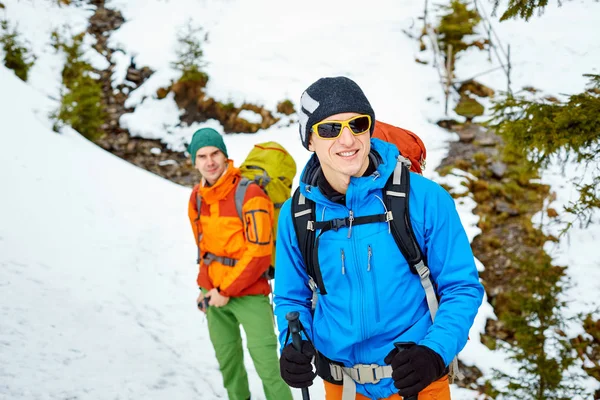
[{"xmin": 187, "ymin": 127, "xmax": 292, "ymax": 400}]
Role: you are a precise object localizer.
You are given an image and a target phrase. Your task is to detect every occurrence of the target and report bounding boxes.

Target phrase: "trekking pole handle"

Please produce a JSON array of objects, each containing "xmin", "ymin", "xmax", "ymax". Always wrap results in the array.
[
  {"xmin": 286, "ymin": 311, "xmax": 310, "ymax": 400},
  {"xmin": 394, "ymin": 342, "xmax": 417, "ymax": 400},
  {"xmin": 197, "ymin": 297, "xmax": 210, "ymax": 311}
]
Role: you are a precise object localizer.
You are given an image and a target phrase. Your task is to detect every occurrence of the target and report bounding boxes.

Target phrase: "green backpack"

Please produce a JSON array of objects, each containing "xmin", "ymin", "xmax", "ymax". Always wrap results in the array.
[{"xmin": 237, "ymin": 141, "xmax": 297, "ymax": 278}]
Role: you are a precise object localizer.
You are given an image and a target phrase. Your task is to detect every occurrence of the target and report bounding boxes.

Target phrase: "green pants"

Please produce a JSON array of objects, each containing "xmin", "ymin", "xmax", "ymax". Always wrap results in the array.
[{"xmin": 206, "ymin": 294, "xmax": 293, "ymax": 400}]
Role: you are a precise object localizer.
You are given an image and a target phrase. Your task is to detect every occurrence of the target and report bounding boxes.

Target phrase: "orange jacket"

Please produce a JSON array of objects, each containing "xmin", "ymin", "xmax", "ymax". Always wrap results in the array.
[{"xmin": 188, "ymin": 161, "xmax": 274, "ymax": 297}]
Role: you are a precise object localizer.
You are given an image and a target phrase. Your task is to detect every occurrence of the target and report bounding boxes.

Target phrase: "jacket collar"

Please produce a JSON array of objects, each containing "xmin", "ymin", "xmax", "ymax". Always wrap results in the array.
[
  {"xmin": 198, "ymin": 160, "xmax": 241, "ymax": 204},
  {"xmin": 299, "ymin": 138, "xmax": 399, "ymax": 205}
]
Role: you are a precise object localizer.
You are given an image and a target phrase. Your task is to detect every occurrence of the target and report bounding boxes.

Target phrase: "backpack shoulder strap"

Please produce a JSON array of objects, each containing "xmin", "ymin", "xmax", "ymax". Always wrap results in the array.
[
  {"xmin": 384, "ymin": 156, "xmax": 439, "ymax": 320},
  {"xmin": 384, "ymin": 162, "xmax": 463, "ymax": 381},
  {"xmin": 196, "ymin": 191, "xmax": 202, "ymax": 217},
  {"xmin": 234, "ymin": 177, "xmax": 252, "ymax": 220},
  {"xmin": 291, "ymin": 187, "xmax": 325, "ymax": 298},
  {"xmin": 384, "ymin": 157, "xmax": 423, "ymax": 270},
  {"xmin": 195, "ymin": 190, "xmax": 203, "ymax": 264},
  {"xmin": 244, "ymin": 165, "xmax": 271, "ymax": 188}
]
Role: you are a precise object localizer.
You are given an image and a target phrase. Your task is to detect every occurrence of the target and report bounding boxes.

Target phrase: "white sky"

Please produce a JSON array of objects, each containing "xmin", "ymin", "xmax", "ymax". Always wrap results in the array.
[{"xmin": 1, "ymin": 0, "xmax": 599, "ymax": 398}]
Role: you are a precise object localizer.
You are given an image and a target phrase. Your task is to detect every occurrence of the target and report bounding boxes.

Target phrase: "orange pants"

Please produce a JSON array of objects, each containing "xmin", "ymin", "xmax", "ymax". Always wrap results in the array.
[{"xmin": 324, "ymin": 375, "xmax": 451, "ymax": 400}]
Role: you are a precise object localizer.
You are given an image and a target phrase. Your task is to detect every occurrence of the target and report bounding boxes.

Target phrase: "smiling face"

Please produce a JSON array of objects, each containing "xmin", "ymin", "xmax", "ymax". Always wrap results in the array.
[
  {"xmin": 308, "ymin": 112, "xmax": 371, "ymax": 183},
  {"xmin": 194, "ymin": 146, "xmax": 228, "ymax": 185}
]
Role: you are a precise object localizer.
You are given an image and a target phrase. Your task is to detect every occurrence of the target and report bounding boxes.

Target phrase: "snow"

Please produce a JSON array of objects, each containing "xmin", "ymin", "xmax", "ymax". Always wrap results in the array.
[
  {"xmin": 110, "ymin": 49, "xmax": 130, "ymax": 89},
  {"xmin": 454, "ymin": 0, "xmax": 600, "ymax": 100},
  {"xmin": 1, "ymin": 0, "xmax": 599, "ymax": 398},
  {"xmin": 120, "ymin": 91, "xmax": 183, "ymax": 144},
  {"xmin": 238, "ymin": 110, "xmax": 262, "ymax": 125}
]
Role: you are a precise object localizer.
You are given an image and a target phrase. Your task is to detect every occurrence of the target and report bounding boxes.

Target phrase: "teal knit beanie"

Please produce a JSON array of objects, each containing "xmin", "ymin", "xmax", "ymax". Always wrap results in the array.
[{"xmin": 187, "ymin": 128, "xmax": 229, "ymax": 166}]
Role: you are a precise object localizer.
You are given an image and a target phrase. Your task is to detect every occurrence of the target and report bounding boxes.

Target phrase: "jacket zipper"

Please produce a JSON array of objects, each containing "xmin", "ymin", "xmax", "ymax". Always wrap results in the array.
[
  {"xmin": 340, "ymin": 248, "xmax": 353, "ymax": 325},
  {"xmin": 348, "ymin": 207, "xmax": 367, "ymax": 343},
  {"xmin": 368, "ymin": 245, "xmax": 381, "ymax": 323}
]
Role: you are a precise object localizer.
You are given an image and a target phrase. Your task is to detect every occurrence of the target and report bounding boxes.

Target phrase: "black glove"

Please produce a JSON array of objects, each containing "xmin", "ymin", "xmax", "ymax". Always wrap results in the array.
[
  {"xmin": 384, "ymin": 344, "xmax": 445, "ymax": 397},
  {"xmin": 280, "ymin": 340, "xmax": 317, "ymax": 388}
]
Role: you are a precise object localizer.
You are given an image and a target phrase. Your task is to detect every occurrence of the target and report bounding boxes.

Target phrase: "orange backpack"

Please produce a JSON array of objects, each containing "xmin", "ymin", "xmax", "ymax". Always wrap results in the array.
[{"xmin": 373, "ymin": 120, "xmax": 426, "ymax": 174}]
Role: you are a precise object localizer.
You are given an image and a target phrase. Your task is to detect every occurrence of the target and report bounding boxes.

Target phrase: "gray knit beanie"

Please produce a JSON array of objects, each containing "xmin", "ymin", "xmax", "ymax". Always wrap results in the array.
[{"xmin": 298, "ymin": 76, "xmax": 375, "ymax": 149}]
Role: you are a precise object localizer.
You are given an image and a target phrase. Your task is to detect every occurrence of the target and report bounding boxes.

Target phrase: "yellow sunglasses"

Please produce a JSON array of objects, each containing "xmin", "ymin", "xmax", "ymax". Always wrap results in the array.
[{"xmin": 312, "ymin": 114, "xmax": 372, "ymax": 140}]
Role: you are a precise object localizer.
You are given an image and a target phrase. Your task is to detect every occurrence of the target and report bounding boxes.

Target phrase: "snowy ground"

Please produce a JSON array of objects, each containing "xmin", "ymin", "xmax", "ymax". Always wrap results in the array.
[{"xmin": 1, "ymin": 0, "xmax": 599, "ymax": 398}]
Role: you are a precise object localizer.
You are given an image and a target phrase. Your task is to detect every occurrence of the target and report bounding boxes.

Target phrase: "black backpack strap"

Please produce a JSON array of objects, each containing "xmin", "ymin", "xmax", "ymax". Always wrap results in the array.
[
  {"xmin": 384, "ymin": 157, "xmax": 424, "ymax": 272},
  {"xmin": 291, "ymin": 187, "xmax": 326, "ymax": 297},
  {"xmin": 313, "ymin": 214, "xmax": 388, "ymax": 234},
  {"xmin": 384, "ymin": 156, "xmax": 441, "ymax": 321},
  {"xmin": 385, "ymin": 157, "xmax": 462, "ymax": 380}
]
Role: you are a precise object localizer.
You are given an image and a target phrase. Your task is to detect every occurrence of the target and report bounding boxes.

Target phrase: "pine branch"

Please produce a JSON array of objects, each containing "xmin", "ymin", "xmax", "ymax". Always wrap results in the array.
[{"xmin": 489, "ymin": 75, "xmax": 600, "ymax": 226}]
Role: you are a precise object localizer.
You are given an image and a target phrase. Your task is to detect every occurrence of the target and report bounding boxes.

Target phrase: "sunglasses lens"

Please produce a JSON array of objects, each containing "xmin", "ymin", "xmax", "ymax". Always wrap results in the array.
[
  {"xmin": 317, "ymin": 123, "xmax": 342, "ymax": 138},
  {"xmin": 348, "ymin": 116, "xmax": 370, "ymax": 133},
  {"xmin": 314, "ymin": 116, "xmax": 371, "ymax": 138}
]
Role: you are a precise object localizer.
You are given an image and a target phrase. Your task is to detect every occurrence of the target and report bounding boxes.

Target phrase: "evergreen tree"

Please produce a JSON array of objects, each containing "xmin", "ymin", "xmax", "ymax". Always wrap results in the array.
[
  {"xmin": 491, "ymin": 75, "xmax": 600, "ymax": 227},
  {"xmin": 171, "ymin": 21, "xmax": 208, "ymax": 84},
  {"xmin": 52, "ymin": 31, "xmax": 106, "ymax": 142},
  {"xmin": 437, "ymin": 0, "xmax": 481, "ymax": 71},
  {"xmin": 0, "ymin": 19, "xmax": 35, "ymax": 81},
  {"xmin": 492, "ymin": 254, "xmax": 588, "ymax": 399},
  {"xmin": 57, "ymin": 74, "xmax": 105, "ymax": 142},
  {"xmin": 487, "ymin": 2, "xmax": 599, "ymax": 396},
  {"xmin": 493, "ymin": 0, "xmax": 551, "ymax": 21}
]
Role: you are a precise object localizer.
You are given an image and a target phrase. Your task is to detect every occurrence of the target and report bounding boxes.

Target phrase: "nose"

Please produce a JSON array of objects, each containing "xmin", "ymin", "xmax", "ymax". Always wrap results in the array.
[{"xmin": 337, "ymin": 126, "xmax": 355, "ymax": 146}]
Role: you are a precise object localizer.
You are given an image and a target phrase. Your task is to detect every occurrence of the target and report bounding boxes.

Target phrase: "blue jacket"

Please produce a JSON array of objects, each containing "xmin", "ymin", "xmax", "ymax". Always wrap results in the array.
[{"xmin": 274, "ymin": 139, "xmax": 484, "ymax": 399}]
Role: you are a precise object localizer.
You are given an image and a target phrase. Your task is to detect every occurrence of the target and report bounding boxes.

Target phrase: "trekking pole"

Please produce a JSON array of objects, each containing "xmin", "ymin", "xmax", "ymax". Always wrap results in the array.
[
  {"xmin": 286, "ymin": 311, "xmax": 310, "ymax": 400},
  {"xmin": 394, "ymin": 342, "xmax": 417, "ymax": 400}
]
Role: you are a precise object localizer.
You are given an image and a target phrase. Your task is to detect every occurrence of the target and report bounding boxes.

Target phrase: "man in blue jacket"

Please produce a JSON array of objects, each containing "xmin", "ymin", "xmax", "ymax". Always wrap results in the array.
[{"xmin": 273, "ymin": 76, "xmax": 484, "ymax": 400}]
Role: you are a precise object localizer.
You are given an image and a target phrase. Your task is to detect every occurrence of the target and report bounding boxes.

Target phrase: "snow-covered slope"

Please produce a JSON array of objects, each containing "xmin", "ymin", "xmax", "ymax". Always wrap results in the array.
[
  {"xmin": 1, "ymin": 0, "xmax": 599, "ymax": 398},
  {"xmin": 0, "ymin": 66, "xmax": 277, "ymax": 399}
]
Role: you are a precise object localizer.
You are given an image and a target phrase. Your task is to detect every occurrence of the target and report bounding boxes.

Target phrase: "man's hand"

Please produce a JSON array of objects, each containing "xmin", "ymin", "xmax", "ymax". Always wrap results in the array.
[
  {"xmin": 280, "ymin": 341, "xmax": 316, "ymax": 388},
  {"xmin": 196, "ymin": 291, "xmax": 208, "ymax": 313},
  {"xmin": 384, "ymin": 344, "xmax": 445, "ymax": 398},
  {"xmin": 206, "ymin": 288, "xmax": 229, "ymax": 307}
]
